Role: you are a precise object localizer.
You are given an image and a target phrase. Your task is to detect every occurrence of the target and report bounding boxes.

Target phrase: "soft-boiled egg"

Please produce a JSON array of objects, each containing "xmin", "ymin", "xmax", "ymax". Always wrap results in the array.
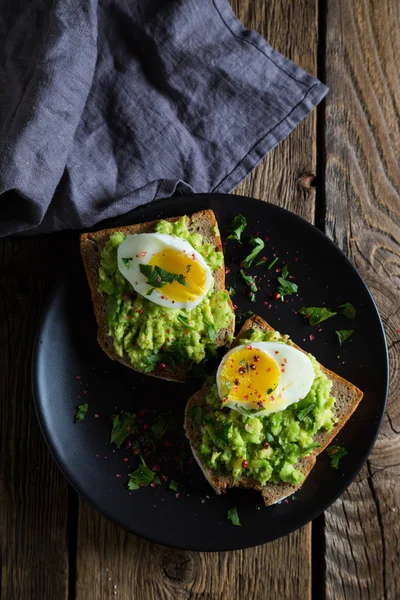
[
  {"xmin": 216, "ymin": 341, "xmax": 314, "ymax": 416},
  {"xmin": 117, "ymin": 233, "xmax": 213, "ymax": 310}
]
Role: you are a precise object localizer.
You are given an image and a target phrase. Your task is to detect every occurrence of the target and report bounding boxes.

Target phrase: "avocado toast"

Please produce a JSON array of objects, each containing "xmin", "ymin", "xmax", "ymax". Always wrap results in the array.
[
  {"xmin": 184, "ymin": 315, "xmax": 363, "ymax": 505},
  {"xmin": 80, "ymin": 210, "xmax": 235, "ymax": 382}
]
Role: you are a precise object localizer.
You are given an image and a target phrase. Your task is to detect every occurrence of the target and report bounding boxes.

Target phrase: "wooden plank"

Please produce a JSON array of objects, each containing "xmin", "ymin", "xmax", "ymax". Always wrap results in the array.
[
  {"xmin": 75, "ymin": 1, "xmax": 319, "ymax": 599},
  {"xmin": 323, "ymin": 1, "xmax": 400, "ymax": 598},
  {"xmin": 0, "ymin": 237, "xmax": 73, "ymax": 599}
]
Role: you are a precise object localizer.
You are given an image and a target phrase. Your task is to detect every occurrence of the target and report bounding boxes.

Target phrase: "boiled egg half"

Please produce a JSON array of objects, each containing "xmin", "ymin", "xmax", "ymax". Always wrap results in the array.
[
  {"xmin": 216, "ymin": 342, "xmax": 314, "ymax": 416},
  {"xmin": 117, "ymin": 233, "xmax": 213, "ymax": 310}
]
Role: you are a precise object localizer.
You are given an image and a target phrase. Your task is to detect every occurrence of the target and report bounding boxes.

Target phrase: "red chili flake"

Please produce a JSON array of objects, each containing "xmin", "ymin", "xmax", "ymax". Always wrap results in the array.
[
  {"xmin": 267, "ymin": 368, "xmax": 271, "ymax": 372},
  {"xmin": 244, "ymin": 395, "xmax": 248, "ymax": 401},
  {"xmin": 159, "ymin": 363, "xmax": 167, "ymax": 370},
  {"xmin": 233, "ymin": 386, "xmax": 238, "ymax": 392},
  {"xmin": 104, "ymin": 456, "xmax": 108, "ymax": 459},
  {"xmin": 244, "ymin": 424, "xmax": 249, "ymax": 430},
  {"xmin": 133, "ymin": 448, "xmax": 141, "ymax": 455},
  {"xmin": 250, "ymin": 364, "xmax": 256, "ymax": 370},
  {"xmin": 225, "ymin": 267, "xmax": 230, "ymax": 274},
  {"xmin": 284, "ymin": 499, "xmax": 289, "ymax": 504},
  {"xmin": 161, "ymin": 295, "xmax": 165, "ymax": 300},
  {"xmin": 116, "ymin": 474, "xmax": 122, "ymax": 478},
  {"xmin": 141, "ymin": 251, "xmax": 147, "ymax": 256},
  {"xmin": 123, "ymin": 457, "xmax": 128, "ymax": 463},
  {"xmin": 273, "ymin": 292, "xmax": 281, "ymax": 301},
  {"xmin": 96, "ymin": 453, "xmax": 100, "ymax": 458},
  {"xmin": 125, "ymin": 440, "xmax": 132, "ymax": 449},
  {"xmin": 247, "ymin": 345, "xmax": 253, "ymax": 350},
  {"xmin": 309, "ymin": 334, "xmax": 315, "ymax": 341},
  {"xmin": 294, "ymin": 257, "xmax": 299, "ymax": 261},
  {"xmin": 83, "ymin": 390, "xmax": 88, "ymax": 395},
  {"xmin": 150, "ymin": 482, "xmax": 156, "ymax": 488},
  {"xmin": 76, "ymin": 375, "xmax": 81, "ymax": 380},
  {"xmin": 138, "ymin": 309, "xmax": 143, "ymax": 315},
  {"xmin": 242, "ymin": 459, "xmax": 249, "ymax": 468},
  {"xmin": 281, "ymin": 368, "xmax": 285, "ymax": 373},
  {"xmin": 143, "ymin": 423, "xmax": 150, "ymax": 430},
  {"xmin": 176, "ymin": 492, "xmax": 180, "ymax": 499},
  {"xmin": 161, "ymin": 474, "xmax": 169, "ymax": 482},
  {"xmin": 265, "ymin": 236, "xmax": 269, "ymax": 241},
  {"xmin": 94, "ymin": 413, "xmax": 99, "ymax": 418},
  {"xmin": 262, "ymin": 441, "xmax": 269, "ymax": 448},
  {"xmin": 274, "ymin": 351, "xmax": 279, "ymax": 355},
  {"xmin": 166, "ymin": 328, "xmax": 171, "ymax": 334},
  {"xmin": 254, "ymin": 355, "xmax": 260, "ymax": 362}
]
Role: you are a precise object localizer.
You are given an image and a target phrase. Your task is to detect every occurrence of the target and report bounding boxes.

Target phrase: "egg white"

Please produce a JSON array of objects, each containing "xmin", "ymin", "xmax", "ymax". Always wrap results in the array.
[
  {"xmin": 117, "ymin": 232, "xmax": 213, "ymax": 310},
  {"xmin": 216, "ymin": 341, "xmax": 315, "ymax": 416}
]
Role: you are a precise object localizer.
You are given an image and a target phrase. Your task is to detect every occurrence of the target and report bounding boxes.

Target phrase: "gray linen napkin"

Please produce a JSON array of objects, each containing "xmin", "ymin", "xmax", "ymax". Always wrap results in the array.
[{"xmin": 0, "ymin": 0, "xmax": 327, "ymax": 236}]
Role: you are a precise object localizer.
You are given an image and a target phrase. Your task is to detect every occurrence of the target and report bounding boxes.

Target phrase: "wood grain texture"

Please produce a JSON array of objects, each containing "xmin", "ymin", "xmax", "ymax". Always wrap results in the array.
[
  {"xmin": 75, "ymin": 1, "xmax": 319, "ymax": 599},
  {"xmin": 323, "ymin": 1, "xmax": 400, "ymax": 598},
  {"xmin": 0, "ymin": 237, "xmax": 74, "ymax": 600}
]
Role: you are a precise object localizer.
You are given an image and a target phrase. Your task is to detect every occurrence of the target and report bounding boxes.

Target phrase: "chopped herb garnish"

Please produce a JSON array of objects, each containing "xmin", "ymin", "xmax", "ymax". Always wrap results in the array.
[
  {"xmin": 214, "ymin": 423, "xmax": 233, "ymax": 444},
  {"xmin": 186, "ymin": 264, "xmax": 192, "ymax": 273},
  {"xmin": 236, "ymin": 404, "xmax": 257, "ymax": 416},
  {"xmin": 127, "ymin": 455, "xmax": 155, "ymax": 490},
  {"xmin": 154, "ymin": 474, "xmax": 161, "ymax": 485},
  {"xmin": 242, "ymin": 236, "xmax": 265, "ymax": 268},
  {"xmin": 241, "ymin": 327, "xmax": 255, "ymax": 339},
  {"xmin": 206, "ymin": 323, "xmax": 217, "ymax": 341},
  {"xmin": 111, "ymin": 412, "xmax": 137, "ymax": 448},
  {"xmin": 189, "ymin": 406, "xmax": 203, "ymax": 426},
  {"xmin": 228, "ymin": 287, "xmax": 236, "ymax": 297},
  {"xmin": 240, "ymin": 269, "xmax": 258, "ymax": 302},
  {"xmin": 227, "ymin": 214, "xmax": 247, "ymax": 243},
  {"xmin": 336, "ymin": 329, "xmax": 355, "ymax": 345},
  {"xmin": 236, "ymin": 310, "xmax": 254, "ymax": 325},
  {"xmin": 301, "ymin": 442, "xmax": 320, "ymax": 456},
  {"xmin": 121, "ymin": 257, "xmax": 133, "ymax": 269},
  {"xmin": 75, "ymin": 403, "xmax": 88, "ymax": 423},
  {"xmin": 151, "ymin": 414, "xmax": 175, "ymax": 439},
  {"xmin": 177, "ymin": 314, "xmax": 197, "ymax": 330},
  {"xmin": 265, "ymin": 432, "xmax": 274, "ymax": 443},
  {"xmin": 169, "ymin": 479, "xmax": 179, "ymax": 492},
  {"xmin": 298, "ymin": 306, "xmax": 337, "ymax": 326},
  {"xmin": 339, "ymin": 302, "xmax": 356, "ymax": 319},
  {"xmin": 227, "ymin": 507, "xmax": 241, "ymax": 526},
  {"xmin": 296, "ymin": 402, "xmax": 316, "ymax": 421},
  {"xmin": 267, "ymin": 257, "xmax": 279, "ymax": 270},
  {"xmin": 139, "ymin": 264, "xmax": 188, "ymax": 291},
  {"xmin": 142, "ymin": 353, "xmax": 175, "ymax": 373},
  {"xmin": 276, "ymin": 265, "xmax": 298, "ymax": 300},
  {"xmin": 223, "ymin": 379, "xmax": 231, "ymax": 398},
  {"xmin": 326, "ymin": 445, "xmax": 348, "ymax": 469}
]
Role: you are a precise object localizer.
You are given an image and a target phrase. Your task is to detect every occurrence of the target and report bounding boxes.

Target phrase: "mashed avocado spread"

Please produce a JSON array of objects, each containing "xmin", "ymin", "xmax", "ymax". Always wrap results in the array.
[
  {"xmin": 196, "ymin": 328, "xmax": 336, "ymax": 486},
  {"xmin": 98, "ymin": 216, "xmax": 233, "ymax": 371}
]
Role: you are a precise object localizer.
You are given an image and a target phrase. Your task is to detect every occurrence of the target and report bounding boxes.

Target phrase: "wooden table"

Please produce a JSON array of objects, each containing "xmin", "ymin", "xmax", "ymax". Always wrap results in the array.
[{"xmin": 1, "ymin": 1, "xmax": 399, "ymax": 598}]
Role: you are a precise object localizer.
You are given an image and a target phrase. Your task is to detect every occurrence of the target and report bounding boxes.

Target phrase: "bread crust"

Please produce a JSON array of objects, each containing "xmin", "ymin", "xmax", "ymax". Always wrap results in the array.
[
  {"xmin": 80, "ymin": 210, "xmax": 235, "ymax": 382},
  {"xmin": 184, "ymin": 314, "xmax": 364, "ymax": 505}
]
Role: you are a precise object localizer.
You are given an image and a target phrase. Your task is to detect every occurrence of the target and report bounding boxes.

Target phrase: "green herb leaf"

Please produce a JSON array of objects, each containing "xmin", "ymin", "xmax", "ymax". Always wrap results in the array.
[
  {"xmin": 227, "ymin": 507, "xmax": 241, "ymax": 526},
  {"xmin": 177, "ymin": 314, "xmax": 197, "ymax": 330},
  {"xmin": 236, "ymin": 404, "xmax": 257, "ymax": 416},
  {"xmin": 139, "ymin": 264, "xmax": 188, "ymax": 290},
  {"xmin": 106, "ymin": 295, "xmax": 118, "ymax": 325},
  {"xmin": 154, "ymin": 474, "xmax": 161, "ymax": 485},
  {"xmin": 167, "ymin": 339, "xmax": 189, "ymax": 364},
  {"xmin": 242, "ymin": 236, "xmax": 265, "ymax": 268},
  {"xmin": 169, "ymin": 479, "xmax": 179, "ymax": 492},
  {"xmin": 151, "ymin": 414, "xmax": 175, "ymax": 439},
  {"xmin": 335, "ymin": 329, "xmax": 355, "ymax": 345},
  {"xmin": 223, "ymin": 379, "xmax": 231, "ymax": 398},
  {"xmin": 339, "ymin": 302, "xmax": 356, "ymax": 319},
  {"xmin": 127, "ymin": 455, "xmax": 155, "ymax": 489},
  {"xmin": 214, "ymin": 423, "xmax": 233, "ymax": 444},
  {"xmin": 186, "ymin": 264, "xmax": 192, "ymax": 273},
  {"xmin": 267, "ymin": 256, "xmax": 279, "ymax": 270},
  {"xmin": 121, "ymin": 257, "xmax": 133, "ymax": 269},
  {"xmin": 206, "ymin": 323, "xmax": 217, "ymax": 341},
  {"xmin": 236, "ymin": 310, "xmax": 254, "ymax": 325},
  {"xmin": 265, "ymin": 432, "xmax": 274, "ymax": 443},
  {"xmin": 75, "ymin": 403, "xmax": 88, "ymax": 423},
  {"xmin": 276, "ymin": 265, "xmax": 298, "ymax": 300},
  {"xmin": 297, "ymin": 403, "xmax": 317, "ymax": 421},
  {"xmin": 228, "ymin": 287, "xmax": 236, "ymax": 297},
  {"xmin": 240, "ymin": 269, "xmax": 258, "ymax": 302},
  {"xmin": 227, "ymin": 214, "xmax": 247, "ymax": 243},
  {"xmin": 298, "ymin": 306, "xmax": 337, "ymax": 326},
  {"xmin": 110, "ymin": 412, "xmax": 137, "ymax": 448},
  {"xmin": 301, "ymin": 442, "xmax": 320, "ymax": 456},
  {"xmin": 240, "ymin": 327, "xmax": 255, "ymax": 340},
  {"xmin": 189, "ymin": 406, "xmax": 203, "ymax": 427},
  {"xmin": 326, "ymin": 445, "xmax": 348, "ymax": 469}
]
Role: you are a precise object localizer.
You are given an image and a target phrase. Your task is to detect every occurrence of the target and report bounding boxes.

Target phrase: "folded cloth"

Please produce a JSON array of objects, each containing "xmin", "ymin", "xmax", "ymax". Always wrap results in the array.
[{"xmin": 0, "ymin": 0, "xmax": 327, "ymax": 236}]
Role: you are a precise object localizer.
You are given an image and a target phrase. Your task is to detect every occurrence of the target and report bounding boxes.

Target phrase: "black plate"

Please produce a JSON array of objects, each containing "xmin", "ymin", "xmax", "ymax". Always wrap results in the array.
[{"xmin": 33, "ymin": 194, "xmax": 388, "ymax": 551}]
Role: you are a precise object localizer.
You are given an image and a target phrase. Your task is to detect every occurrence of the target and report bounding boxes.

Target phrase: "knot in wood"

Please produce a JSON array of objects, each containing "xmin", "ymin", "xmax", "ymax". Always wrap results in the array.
[{"xmin": 161, "ymin": 549, "xmax": 194, "ymax": 583}]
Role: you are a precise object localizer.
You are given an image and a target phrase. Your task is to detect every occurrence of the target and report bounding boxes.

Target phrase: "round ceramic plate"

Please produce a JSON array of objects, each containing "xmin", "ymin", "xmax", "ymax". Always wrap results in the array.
[{"xmin": 33, "ymin": 194, "xmax": 388, "ymax": 551}]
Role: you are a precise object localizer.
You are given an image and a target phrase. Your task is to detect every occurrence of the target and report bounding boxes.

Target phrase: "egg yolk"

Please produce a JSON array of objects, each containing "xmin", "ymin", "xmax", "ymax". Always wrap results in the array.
[
  {"xmin": 148, "ymin": 248, "xmax": 208, "ymax": 302},
  {"xmin": 219, "ymin": 347, "xmax": 280, "ymax": 409}
]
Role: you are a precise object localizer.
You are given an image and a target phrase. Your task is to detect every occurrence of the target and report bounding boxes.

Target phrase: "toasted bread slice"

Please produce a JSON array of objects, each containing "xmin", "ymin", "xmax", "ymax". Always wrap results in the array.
[
  {"xmin": 185, "ymin": 315, "xmax": 364, "ymax": 505},
  {"xmin": 80, "ymin": 210, "xmax": 235, "ymax": 382}
]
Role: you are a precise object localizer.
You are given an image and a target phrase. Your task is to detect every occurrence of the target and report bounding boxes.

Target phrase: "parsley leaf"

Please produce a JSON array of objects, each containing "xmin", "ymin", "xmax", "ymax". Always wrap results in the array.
[
  {"xmin": 265, "ymin": 432, "xmax": 274, "ymax": 443},
  {"xmin": 214, "ymin": 423, "xmax": 232, "ymax": 444},
  {"xmin": 236, "ymin": 310, "xmax": 254, "ymax": 325},
  {"xmin": 228, "ymin": 287, "xmax": 236, "ymax": 297},
  {"xmin": 121, "ymin": 257, "xmax": 133, "ymax": 269},
  {"xmin": 227, "ymin": 507, "xmax": 241, "ymax": 526},
  {"xmin": 240, "ymin": 269, "xmax": 258, "ymax": 302},
  {"xmin": 301, "ymin": 442, "xmax": 320, "ymax": 456},
  {"xmin": 296, "ymin": 402, "xmax": 316, "ymax": 421},
  {"xmin": 276, "ymin": 265, "xmax": 298, "ymax": 300},
  {"xmin": 326, "ymin": 445, "xmax": 348, "ymax": 469},
  {"xmin": 177, "ymin": 314, "xmax": 197, "ymax": 330},
  {"xmin": 127, "ymin": 456, "xmax": 155, "ymax": 489},
  {"xmin": 206, "ymin": 323, "xmax": 217, "ymax": 341},
  {"xmin": 151, "ymin": 414, "xmax": 175, "ymax": 439},
  {"xmin": 189, "ymin": 406, "xmax": 203, "ymax": 426},
  {"xmin": 169, "ymin": 479, "xmax": 179, "ymax": 492},
  {"xmin": 139, "ymin": 264, "xmax": 188, "ymax": 290},
  {"xmin": 110, "ymin": 412, "xmax": 137, "ymax": 448},
  {"xmin": 298, "ymin": 306, "xmax": 337, "ymax": 326},
  {"xmin": 267, "ymin": 257, "xmax": 279, "ymax": 270},
  {"xmin": 242, "ymin": 236, "xmax": 265, "ymax": 268},
  {"xmin": 227, "ymin": 214, "xmax": 247, "ymax": 243},
  {"xmin": 339, "ymin": 302, "xmax": 356, "ymax": 319},
  {"xmin": 141, "ymin": 353, "xmax": 175, "ymax": 373},
  {"xmin": 336, "ymin": 329, "xmax": 355, "ymax": 345},
  {"xmin": 75, "ymin": 403, "xmax": 88, "ymax": 423}
]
